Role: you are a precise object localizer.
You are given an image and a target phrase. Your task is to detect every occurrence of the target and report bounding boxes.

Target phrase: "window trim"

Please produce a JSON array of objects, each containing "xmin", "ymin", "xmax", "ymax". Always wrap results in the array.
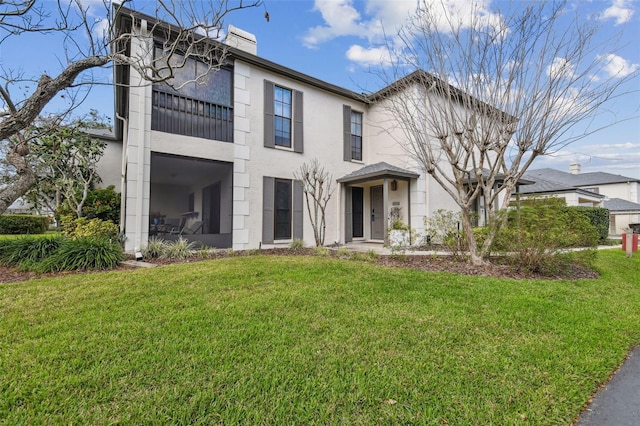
[
  {"xmin": 262, "ymin": 176, "xmax": 304, "ymax": 244},
  {"xmin": 343, "ymin": 105, "xmax": 363, "ymax": 162},
  {"xmin": 264, "ymin": 80, "xmax": 304, "ymax": 153}
]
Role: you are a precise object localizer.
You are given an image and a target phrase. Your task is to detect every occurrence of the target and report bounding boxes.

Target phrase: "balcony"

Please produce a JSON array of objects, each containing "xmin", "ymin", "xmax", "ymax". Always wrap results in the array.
[{"xmin": 151, "ymin": 90, "xmax": 233, "ymax": 142}]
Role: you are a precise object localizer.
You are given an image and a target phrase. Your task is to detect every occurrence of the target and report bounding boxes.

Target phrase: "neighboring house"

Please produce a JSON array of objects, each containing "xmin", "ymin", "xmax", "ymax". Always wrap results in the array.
[
  {"xmin": 108, "ymin": 7, "xmax": 511, "ymax": 253},
  {"xmin": 519, "ymin": 164, "xmax": 640, "ymax": 235}
]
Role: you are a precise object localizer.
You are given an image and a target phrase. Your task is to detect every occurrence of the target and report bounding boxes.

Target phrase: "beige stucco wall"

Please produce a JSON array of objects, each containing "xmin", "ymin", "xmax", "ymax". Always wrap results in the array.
[
  {"xmin": 235, "ymin": 60, "xmax": 370, "ymax": 249},
  {"xmin": 96, "ymin": 140, "xmax": 123, "ymax": 189},
  {"xmin": 578, "ymin": 182, "xmax": 640, "ymax": 204}
]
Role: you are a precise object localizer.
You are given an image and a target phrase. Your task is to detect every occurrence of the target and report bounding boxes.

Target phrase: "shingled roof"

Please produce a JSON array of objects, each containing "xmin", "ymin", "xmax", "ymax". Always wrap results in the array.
[
  {"xmin": 527, "ymin": 168, "xmax": 640, "ymax": 186},
  {"xmin": 603, "ymin": 198, "xmax": 640, "ymax": 213},
  {"xmin": 337, "ymin": 162, "xmax": 420, "ymax": 184},
  {"xmin": 519, "ymin": 174, "xmax": 605, "ymax": 198}
]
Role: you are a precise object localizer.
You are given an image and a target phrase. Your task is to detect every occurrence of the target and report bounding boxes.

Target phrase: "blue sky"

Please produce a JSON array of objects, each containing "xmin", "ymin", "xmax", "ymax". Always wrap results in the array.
[{"xmin": 2, "ymin": 0, "xmax": 639, "ymax": 178}]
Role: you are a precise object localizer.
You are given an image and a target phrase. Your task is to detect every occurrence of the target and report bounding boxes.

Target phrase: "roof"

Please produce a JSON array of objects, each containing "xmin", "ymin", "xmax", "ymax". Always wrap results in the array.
[
  {"xmin": 113, "ymin": 6, "xmax": 509, "ymax": 118},
  {"xmin": 527, "ymin": 168, "xmax": 640, "ymax": 186},
  {"xmin": 519, "ymin": 174, "xmax": 604, "ymax": 198},
  {"xmin": 603, "ymin": 198, "xmax": 640, "ymax": 213},
  {"xmin": 337, "ymin": 162, "xmax": 420, "ymax": 184},
  {"xmin": 465, "ymin": 169, "xmax": 534, "ymax": 186}
]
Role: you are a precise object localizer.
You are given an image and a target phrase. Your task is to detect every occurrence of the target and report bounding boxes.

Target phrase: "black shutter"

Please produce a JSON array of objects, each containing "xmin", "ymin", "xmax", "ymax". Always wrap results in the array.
[
  {"xmin": 343, "ymin": 105, "xmax": 351, "ymax": 161},
  {"xmin": 293, "ymin": 180, "xmax": 304, "ymax": 239},
  {"xmin": 293, "ymin": 90, "xmax": 304, "ymax": 153},
  {"xmin": 344, "ymin": 185, "xmax": 352, "ymax": 243},
  {"xmin": 262, "ymin": 176, "xmax": 275, "ymax": 243},
  {"xmin": 264, "ymin": 80, "xmax": 275, "ymax": 148}
]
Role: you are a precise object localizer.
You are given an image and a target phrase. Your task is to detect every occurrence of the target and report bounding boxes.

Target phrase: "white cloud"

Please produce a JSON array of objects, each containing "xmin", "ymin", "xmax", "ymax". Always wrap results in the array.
[
  {"xmin": 597, "ymin": 53, "xmax": 639, "ymax": 78},
  {"xmin": 345, "ymin": 44, "xmax": 392, "ymax": 67},
  {"xmin": 417, "ymin": 0, "xmax": 504, "ymax": 34},
  {"xmin": 546, "ymin": 57, "xmax": 577, "ymax": 80},
  {"xmin": 600, "ymin": 0, "xmax": 634, "ymax": 25},
  {"xmin": 302, "ymin": 0, "xmax": 416, "ymax": 48}
]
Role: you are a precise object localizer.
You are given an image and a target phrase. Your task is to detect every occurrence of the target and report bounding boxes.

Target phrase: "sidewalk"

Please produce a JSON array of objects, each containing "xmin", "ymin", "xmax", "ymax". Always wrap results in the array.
[{"xmin": 576, "ymin": 345, "xmax": 640, "ymax": 425}]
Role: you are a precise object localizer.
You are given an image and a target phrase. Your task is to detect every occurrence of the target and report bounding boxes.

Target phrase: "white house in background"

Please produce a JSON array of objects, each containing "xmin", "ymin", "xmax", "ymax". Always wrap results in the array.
[
  {"xmin": 520, "ymin": 164, "xmax": 640, "ymax": 236},
  {"xmin": 105, "ymin": 6, "xmax": 513, "ymax": 253}
]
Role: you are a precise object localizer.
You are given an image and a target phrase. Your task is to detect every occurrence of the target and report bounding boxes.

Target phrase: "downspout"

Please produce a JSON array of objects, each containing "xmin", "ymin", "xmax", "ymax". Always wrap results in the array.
[
  {"xmin": 134, "ymin": 18, "xmax": 148, "ymax": 253},
  {"xmin": 115, "ymin": 113, "xmax": 128, "ymax": 233}
]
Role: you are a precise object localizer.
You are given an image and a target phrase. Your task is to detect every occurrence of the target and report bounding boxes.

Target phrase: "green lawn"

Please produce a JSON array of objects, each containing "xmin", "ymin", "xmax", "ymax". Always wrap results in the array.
[{"xmin": 1, "ymin": 251, "xmax": 639, "ymax": 424}]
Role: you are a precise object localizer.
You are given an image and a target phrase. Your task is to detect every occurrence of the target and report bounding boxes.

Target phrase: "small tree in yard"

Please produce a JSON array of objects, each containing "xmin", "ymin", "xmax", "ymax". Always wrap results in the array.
[
  {"xmin": 24, "ymin": 112, "xmax": 109, "ymax": 218},
  {"xmin": 294, "ymin": 159, "xmax": 334, "ymax": 247},
  {"xmin": 0, "ymin": 0, "xmax": 263, "ymax": 214},
  {"xmin": 377, "ymin": 0, "xmax": 637, "ymax": 265}
]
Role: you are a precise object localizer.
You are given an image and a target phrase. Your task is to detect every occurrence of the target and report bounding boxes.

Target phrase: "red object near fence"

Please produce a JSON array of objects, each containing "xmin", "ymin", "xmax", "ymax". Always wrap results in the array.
[{"xmin": 622, "ymin": 234, "xmax": 638, "ymax": 252}]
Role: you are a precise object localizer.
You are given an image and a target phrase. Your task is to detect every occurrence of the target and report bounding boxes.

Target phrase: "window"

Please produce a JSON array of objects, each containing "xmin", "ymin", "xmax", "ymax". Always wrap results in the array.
[
  {"xmin": 264, "ymin": 80, "xmax": 304, "ymax": 152},
  {"xmin": 262, "ymin": 177, "xmax": 303, "ymax": 243},
  {"xmin": 274, "ymin": 86, "xmax": 292, "ymax": 147},
  {"xmin": 343, "ymin": 105, "xmax": 363, "ymax": 161},
  {"xmin": 583, "ymin": 187, "xmax": 600, "ymax": 194},
  {"xmin": 274, "ymin": 179, "xmax": 292, "ymax": 239},
  {"xmin": 350, "ymin": 110, "xmax": 363, "ymax": 161}
]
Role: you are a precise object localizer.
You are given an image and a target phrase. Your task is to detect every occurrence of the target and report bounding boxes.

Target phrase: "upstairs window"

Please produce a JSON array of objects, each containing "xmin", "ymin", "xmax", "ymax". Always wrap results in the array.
[
  {"xmin": 274, "ymin": 86, "xmax": 292, "ymax": 148},
  {"xmin": 350, "ymin": 110, "xmax": 363, "ymax": 161},
  {"xmin": 343, "ymin": 105, "xmax": 363, "ymax": 161},
  {"xmin": 264, "ymin": 80, "xmax": 304, "ymax": 153}
]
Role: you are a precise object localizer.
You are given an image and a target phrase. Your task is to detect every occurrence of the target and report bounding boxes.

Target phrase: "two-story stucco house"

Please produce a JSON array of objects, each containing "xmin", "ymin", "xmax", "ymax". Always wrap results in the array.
[{"xmin": 104, "ymin": 7, "xmax": 503, "ymax": 253}]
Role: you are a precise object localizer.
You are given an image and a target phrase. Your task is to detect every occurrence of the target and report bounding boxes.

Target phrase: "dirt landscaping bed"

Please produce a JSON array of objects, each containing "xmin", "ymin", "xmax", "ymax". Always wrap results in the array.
[{"xmin": 0, "ymin": 247, "xmax": 599, "ymax": 284}]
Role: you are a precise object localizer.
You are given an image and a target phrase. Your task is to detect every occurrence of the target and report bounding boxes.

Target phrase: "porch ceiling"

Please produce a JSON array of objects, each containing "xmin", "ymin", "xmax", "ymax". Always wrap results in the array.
[
  {"xmin": 150, "ymin": 153, "xmax": 231, "ymax": 186},
  {"xmin": 337, "ymin": 162, "xmax": 419, "ymax": 185}
]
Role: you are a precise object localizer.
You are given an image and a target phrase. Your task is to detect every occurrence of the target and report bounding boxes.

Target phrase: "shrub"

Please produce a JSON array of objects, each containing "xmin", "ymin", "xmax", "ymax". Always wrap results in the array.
[
  {"xmin": 313, "ymin": 246, "xmax": 330, "ymax": 257},
  {"xmin": 573, "ymin": 206, "xmax": 609, "ymax": 242},
  {"xmin": 424, "ymin": 210, "xmax": 466, "ymax": 256},
  {"xmin": 290, "ymin": 239, "xmax": 306, "ymax": 251},
  {"xmin": 37, "ymin": 237, "xmax": 124, "ymax": 272},
  {"xmin": 142, "ymin": 237, "xmax": 169, "ymax": 259},
  {"xmin": 162, "ymin": 237, "xmax": 197, "ymax": 260},
  {"xmin": 56, "ymin": 185, "xmax": 121, "ymax": 223},
  {"xmin": 0, "ymin": 214, "xmax": 48, "ymax": 234},
  {"xmin": 63, "ymin": 217, "xmax": 120, "ymax": 240},
  {"xmin": 0, "ymin": 235, "xmax": 64, "ymax": 267},
  {"xmin": 495, "ymin": 199, "xmax": 598, "ymax": 273}
]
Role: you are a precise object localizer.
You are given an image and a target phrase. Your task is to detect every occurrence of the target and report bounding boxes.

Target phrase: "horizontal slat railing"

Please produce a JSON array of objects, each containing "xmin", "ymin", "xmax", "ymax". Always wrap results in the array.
[{"xmin": 151, "ymin": 91, "xmax": 233, "ymax": 142}]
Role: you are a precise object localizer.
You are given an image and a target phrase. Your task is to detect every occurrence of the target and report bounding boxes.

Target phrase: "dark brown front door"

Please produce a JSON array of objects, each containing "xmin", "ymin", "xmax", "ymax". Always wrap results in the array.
[{"xmin": 371, "ymin": 185, "xmax": 384, "ymax": 240}]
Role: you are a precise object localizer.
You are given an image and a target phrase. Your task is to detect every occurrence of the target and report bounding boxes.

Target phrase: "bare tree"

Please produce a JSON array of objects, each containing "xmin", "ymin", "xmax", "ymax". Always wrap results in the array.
[
  {"xmin": 376, "ymin": 0, "xmax": 637, "ymax": 265},
  {"xmin": 293, "ymin": 159, "xmax": 334, "ymax": 247},
  {"xmin": 0, "ymin": 0, "xmax": 262, "ymax": 214}
]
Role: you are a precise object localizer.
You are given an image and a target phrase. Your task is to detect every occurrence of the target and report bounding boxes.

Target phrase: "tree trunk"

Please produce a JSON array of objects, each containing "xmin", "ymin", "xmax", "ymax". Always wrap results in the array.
[
  {"xmin": 460, "ymin": 208, "xmax": 486, "ymax": 266},
  {"xmin": 0, "ymin": 147, "xmax": 35, "ymax": 214}
]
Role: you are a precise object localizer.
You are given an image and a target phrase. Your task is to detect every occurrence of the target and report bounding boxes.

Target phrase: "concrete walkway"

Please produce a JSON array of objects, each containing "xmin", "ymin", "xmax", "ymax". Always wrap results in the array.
[{"xmin": 576, "ymin": 345, "xmax": 640, "ymax": 425}]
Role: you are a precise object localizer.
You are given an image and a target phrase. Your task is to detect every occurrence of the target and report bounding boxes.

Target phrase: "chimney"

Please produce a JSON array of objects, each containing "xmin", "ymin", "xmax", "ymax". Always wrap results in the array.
[
  {"xmin": 225, "ymin": 25, "xmax": 257, "ymax": 55},
  {"xmin": 569, "ymin": 163, "xmax": 581, "ymax": 174}
]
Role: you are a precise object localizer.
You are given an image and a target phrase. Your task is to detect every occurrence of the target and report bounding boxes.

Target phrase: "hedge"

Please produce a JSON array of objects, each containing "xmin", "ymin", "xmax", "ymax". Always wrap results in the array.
[
  {"xmin": 572, "ymin": 206, "xmax": 609, "ymax": 242},
  {"xmin": 0, "ymin": 214, "xmax": 48, "ymax": 235}
]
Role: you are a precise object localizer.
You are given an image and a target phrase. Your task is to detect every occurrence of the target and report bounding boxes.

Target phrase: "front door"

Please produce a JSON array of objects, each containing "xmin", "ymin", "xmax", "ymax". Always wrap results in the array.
[
  {"xmin": 371, "ymin": 185, "xmax": 384, "ymax": 240},
  {"xmin": 352, "ymin": 187, "xmax": 364, "ymax": 238}
]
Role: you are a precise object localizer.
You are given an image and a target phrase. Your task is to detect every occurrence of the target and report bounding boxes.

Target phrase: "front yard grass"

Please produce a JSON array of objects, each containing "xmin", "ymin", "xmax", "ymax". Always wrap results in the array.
[{"xmin": 1, "ymin": 250, "xmax": 639, "ymax": 424}]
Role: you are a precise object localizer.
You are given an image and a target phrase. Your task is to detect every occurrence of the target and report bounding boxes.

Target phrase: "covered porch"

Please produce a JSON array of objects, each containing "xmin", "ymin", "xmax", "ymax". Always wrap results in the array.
[
  {"xmin": 338, "ymin": 162, "xmax": 420, "ymax": 244},
  {"xmin": 148, "ymin": 153, "xmax": 233, "ymax": 248}
]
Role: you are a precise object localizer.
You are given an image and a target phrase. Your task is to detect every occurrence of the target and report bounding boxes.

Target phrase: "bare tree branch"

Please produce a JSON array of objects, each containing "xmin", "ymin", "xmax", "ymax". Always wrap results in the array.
[
  {"xmin": 376, "ymin": 0, "xmax": 638, "ymax": 265},
  {"xmin": 0, "ymin": 0, "xmax": 262, "ymax": 213}
]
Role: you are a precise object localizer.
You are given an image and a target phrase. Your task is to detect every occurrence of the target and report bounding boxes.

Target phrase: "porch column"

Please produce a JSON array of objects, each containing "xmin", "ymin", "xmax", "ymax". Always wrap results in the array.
[{"xmin": 383, "ymin": 178, "xmax": 390, "ymax": 244}]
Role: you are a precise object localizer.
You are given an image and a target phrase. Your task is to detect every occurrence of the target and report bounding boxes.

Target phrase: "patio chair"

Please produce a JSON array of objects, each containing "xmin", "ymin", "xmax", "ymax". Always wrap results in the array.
[{"xmin": 178, "ymin": 221, "xmax": 204, "ymax": 235}]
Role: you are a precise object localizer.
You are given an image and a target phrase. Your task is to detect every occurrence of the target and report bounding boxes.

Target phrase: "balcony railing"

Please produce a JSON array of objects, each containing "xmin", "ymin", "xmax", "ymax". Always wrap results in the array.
[{"xmin": 151, "ymin": 90, "xmax": 233, "ymax": 142}]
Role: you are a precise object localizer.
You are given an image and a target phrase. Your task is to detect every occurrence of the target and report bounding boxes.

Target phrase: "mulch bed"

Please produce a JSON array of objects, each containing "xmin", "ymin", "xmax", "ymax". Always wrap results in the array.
[{"xmin": 0, "ymin": 248, "xmax": 599, "ymax": 285}]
